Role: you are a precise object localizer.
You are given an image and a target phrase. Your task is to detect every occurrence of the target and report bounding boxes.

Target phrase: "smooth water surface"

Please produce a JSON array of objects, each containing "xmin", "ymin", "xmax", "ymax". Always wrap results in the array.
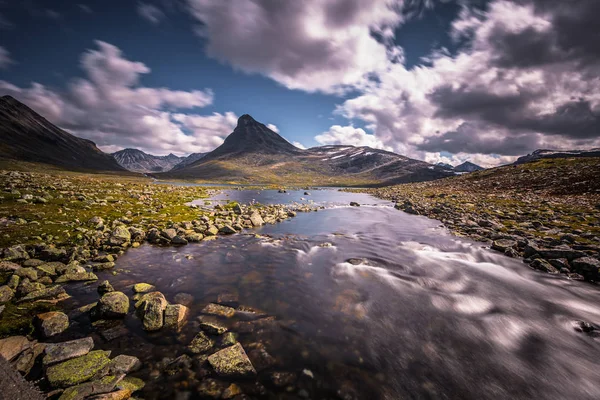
[{"xmin": 61, "ymin": 189, "xmax": 600, "ymax": 400}]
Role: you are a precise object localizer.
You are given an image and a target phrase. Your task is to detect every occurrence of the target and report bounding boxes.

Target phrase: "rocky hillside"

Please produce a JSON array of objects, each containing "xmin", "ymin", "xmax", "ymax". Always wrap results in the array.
[
  {"xmin": 367, "ymin": 157, "xmax": 600, "ymax": 280},
  {"xmin": 160, "ymin": 115, "xmax": 450, "ymax": 186},
  {"xmin": 515, "ymin": 148, "xmax": 600, "ymax": 164},
  {"xmin": 112, "ymin": 149, "xmax": 207, "ymax": 173},
  {"xmin": 0, "ymin": 96, "xmax": 126, "ymax": 173}
]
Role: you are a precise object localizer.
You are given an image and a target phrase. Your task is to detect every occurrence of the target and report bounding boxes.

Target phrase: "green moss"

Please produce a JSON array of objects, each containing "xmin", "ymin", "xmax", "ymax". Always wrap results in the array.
[
  {"xmin": 0, "ymin": 301, "xmax": 58, "ymax": 337},
  {"xmin": 46, "ymin": 350, "xmax": 111, "ymax": 388}
]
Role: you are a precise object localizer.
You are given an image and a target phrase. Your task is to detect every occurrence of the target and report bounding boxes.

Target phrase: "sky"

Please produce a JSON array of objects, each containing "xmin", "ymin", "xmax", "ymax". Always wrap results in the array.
[{"xmin": 0, "ymin": 0, "xmax": 599, "ymax": 167}]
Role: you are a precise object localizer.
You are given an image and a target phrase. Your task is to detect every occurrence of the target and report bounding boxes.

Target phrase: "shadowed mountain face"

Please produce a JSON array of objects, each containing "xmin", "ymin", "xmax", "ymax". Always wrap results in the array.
[
  {"xmin": 161, "ymin": 115, "xmax": 451, "ymax": 186},
  {"xmin": 0, "ymin": 95, "xmax": 126, "ymax": 172},
  {"xmin": 203, "ymin": 114, "xmax": 303, "ymax": 160},
  {"xmin": 454, "ymin": 161, "xmax": 484, "ymax": 172}
]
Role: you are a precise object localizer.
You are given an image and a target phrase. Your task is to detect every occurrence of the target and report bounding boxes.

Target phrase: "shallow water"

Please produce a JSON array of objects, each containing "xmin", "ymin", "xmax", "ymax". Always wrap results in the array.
[{"xmin": 61, "ymin": 190, "xmax": 600, "ymax": 399}]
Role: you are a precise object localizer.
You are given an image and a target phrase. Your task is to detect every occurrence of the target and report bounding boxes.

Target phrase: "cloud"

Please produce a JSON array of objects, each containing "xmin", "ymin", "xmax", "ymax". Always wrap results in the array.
[
  {"xmin": 292, "ymin": 141, "xmax": 307, "ymax": 150},
  {"xmin": 333, "ymin": 0, "xmax": 600, "ymax": 163},
  {"xmin": 266, "ymin": 123, "xmax": 279, "ymax": 133},
  {"xmin": 185, "ymin": 0, "xmax": 406, "ymax": 94},
  {"xmin": 137, "ymin": 2, "xmax": 166, "ymax": 24},
  {"xmin": 0, "ymin": 46, "xmax": 14, "ymax": 69},
  {"xmin": 0, "ymin": 41, "xmax": 235, "ymax": 156},
  {"xmin": 315, "ymin": 125, "xmax": 393, "ymax": 151},
  {"xmin": 78, "ymin": 4, "xmax": 93, "ymax": 14}
]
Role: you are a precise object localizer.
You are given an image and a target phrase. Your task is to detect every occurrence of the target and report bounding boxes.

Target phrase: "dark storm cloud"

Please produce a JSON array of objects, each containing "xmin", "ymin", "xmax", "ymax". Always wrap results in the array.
[
  {"xmin": 491, "ymin": 0, "xmax": 600, "ymax": 69},
  {"xmin": 417, "ymin": 123, "xmax": 541, "ymax": 155}
]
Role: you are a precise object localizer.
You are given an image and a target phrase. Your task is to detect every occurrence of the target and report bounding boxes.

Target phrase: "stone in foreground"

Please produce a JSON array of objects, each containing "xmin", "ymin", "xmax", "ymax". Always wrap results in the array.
[
  {"xmin": 164, "ymin": 304, "xmax": 189, "ymax": 330},
  {"xmin": 34, "ymin": 311, "xmax": 69, "ymax": 338},
  {"xmin": 132, "ymin": 283, "xmax": 154, "ymax": 293},
  {"xmin": 46, "ymin": 350, "xmax": 112, "ymax": 388},
  {"xmin": 43, "ymin": 337, "xmax": 95, "ymax": 365},
  {"xmin": 201, "ymin": 303, "xmax": 236, "ymax": 318},
  {"xmin": 97, "ymin": 292, "xmax": 130, "ymax": 318},
  {"xmin": 188, "ymin": 331, "xmax": 214, "ymax": 354},
  {"xmin": 139, "ymin": 291, "xmax": 168, "ymax": 331},
  {"xmin": 0, "ymin": 335, "xmax": 32, "ymax": 361},
  {"xmin": 207, "ymin": 343, "xmax": 256, "ymax": 378}
]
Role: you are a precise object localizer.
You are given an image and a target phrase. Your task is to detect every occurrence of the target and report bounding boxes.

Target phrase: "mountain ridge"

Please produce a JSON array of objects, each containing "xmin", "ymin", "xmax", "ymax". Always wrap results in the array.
[
  {"xmin": 112, "ymin": 148, "xmax": 206, "ymax": 173},
  {"xmin": 0, "ymin": 95, "xmax": 127, "ymax": 173},
  {"xmin": 159, "ymin": 114, "xmax": 451, "ymax": 186}
]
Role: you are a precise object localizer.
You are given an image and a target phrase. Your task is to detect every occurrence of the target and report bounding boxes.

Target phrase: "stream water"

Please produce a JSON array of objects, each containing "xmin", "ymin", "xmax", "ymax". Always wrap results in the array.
[{"xmin": 59, "ymin": 189, "xmax": 600, "ymax": 399}]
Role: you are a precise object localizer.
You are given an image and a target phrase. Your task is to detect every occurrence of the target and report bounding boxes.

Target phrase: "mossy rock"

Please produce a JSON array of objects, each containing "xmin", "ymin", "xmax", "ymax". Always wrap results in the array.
[
  {"xmin": 132, "ymin": 283, "xmax": 154, "ymax": 293},
  {"xmin": 207, "ymin": 343, "xmax": 256, "ymax": 378},
  {"xmin": 117, "ymin": 376, "xmax": 145, "ymax": 393},
  {"xmin": 46, "ymin": 350, "xmax": 112, "ymax": 388},
  {"xmin": 97, "ymin": 291, "xmax": 130, "ymax": 318}
]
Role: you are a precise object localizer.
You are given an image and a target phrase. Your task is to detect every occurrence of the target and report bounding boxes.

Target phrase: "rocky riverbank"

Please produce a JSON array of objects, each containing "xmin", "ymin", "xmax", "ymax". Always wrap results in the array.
[
  {"xmin": 0, "ymin": 170, "xmax": 322, "ymax": 399},
  {"xmin": 362, "ymin": 158, "xmax": 600, "ymax": 282}
]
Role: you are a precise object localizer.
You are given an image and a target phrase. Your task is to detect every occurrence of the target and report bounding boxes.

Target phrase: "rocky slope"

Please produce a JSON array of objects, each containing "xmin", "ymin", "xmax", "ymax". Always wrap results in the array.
[
  {"xmin": 365, "ymin": 157, "xmax": 600, "ymax": 280},
  {"xmin": 160, "ymin": 115, "xmax": 450, "ymax": 185},
  {"xmin": 515, "ymin": 148, "xmax": 600, "ymax": 164},
  {"xmin": 0, "ymin": 96, "xmax": 126, "ymax": 173}
]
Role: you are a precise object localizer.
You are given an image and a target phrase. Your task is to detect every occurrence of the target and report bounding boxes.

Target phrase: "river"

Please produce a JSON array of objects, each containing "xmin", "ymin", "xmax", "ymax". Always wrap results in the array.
[{"xmin": 60, "ymin": 189, "xmax": 600, "ymax": 399}]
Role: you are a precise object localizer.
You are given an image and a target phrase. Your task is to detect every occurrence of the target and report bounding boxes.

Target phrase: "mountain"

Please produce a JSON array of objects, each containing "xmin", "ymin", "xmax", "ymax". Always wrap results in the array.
[
  {"xmin": 159, "ymin": 114, "xmax": 451, "ymax": 186},
  {"xmin": 170, "ymin": 152, "xmax": 207, "ymax": 171},
  {"xmin": 0, "ymin": 95, "xmax": 126, "ymax": 172},
  {"xmin": 113, "ymin": 149, "xmax": 180, "ymax": 173},
  {"xmin": 436, "ymin": 162, "xmax": 454, "ymax": 170},
  {"xmin": 112, "ymin": 149, "xmax": 208, "ymax": 173},
  {"xmin": 515, "ymin": 149, "xmax": 600, "ymax": 164},
  {"xmin": 454, "ymin": 161, "xmax": 484, "ymax": 172}
]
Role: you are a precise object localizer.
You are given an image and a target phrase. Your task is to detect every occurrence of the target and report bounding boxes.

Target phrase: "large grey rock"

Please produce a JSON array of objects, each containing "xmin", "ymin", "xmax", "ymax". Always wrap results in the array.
[
  {"xmin": 572, "ymin": 257, "xmax": 600, "ymax": 281},
  {"xmin": 107, "ymin": 354, "xmax": 141, "ymax": 374},
  {"xmin": 34, "ymin": 311, "xmax": 69, "ymax": 338},
  {"xmin": 43, "ymin": 337, "xmax": 95, "ymax": 365},
  {"xmin": 137, "ymin": 292, "xmax": 167, "ymax": 331},
  {"xmin": 46, "ymin": 350, "xmax": 112, "ymax": 388},
  {"xmin": 97, "ymin": 292, "xmax": 129, "ymax": 319}
]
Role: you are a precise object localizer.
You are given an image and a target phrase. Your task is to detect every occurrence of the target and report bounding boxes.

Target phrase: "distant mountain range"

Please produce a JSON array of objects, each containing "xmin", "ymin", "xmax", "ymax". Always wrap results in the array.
[
  {"xmin": 436, "ymin": 161, "xmax": 484, "ymax": 173},
  {"xmin": 0, "ymin": 95, "xmax": 126, "ymax": 172},
  {"xmin": 515, "ymin": 149, "xmax": 600, "ymax": 164},
  {"xmin": 158, "ymin": 114, "xmax": 453, "ymax": 186},
  {"xmin": 112, "ymin": 148, "xmax": 206, "ymax": 173},
  {"xmin": 4, "ymin": 95, "xmax": 596, "ymax": 186}
]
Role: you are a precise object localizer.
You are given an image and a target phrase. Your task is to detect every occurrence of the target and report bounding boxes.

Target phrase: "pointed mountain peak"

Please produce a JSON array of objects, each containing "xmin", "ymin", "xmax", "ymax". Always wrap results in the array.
[{"xmin": 237, "ymin": 114, "xmax": 257, "ymax": 125}]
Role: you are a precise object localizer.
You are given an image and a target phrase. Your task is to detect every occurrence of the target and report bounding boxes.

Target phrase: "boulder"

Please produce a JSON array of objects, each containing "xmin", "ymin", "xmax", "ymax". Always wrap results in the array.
[
  {"xmin": 43, "ymin": 337, "xmax": 95, "ymax": 365},
  {"xmin": 2, "ymin": 245, "xmax": 30, "ymax": 261},
  {"xmin": 572, "ymin": 257, "xmax": 600, "ymax": 281},
  {"xmin": 201, "ymin": 303, "xmax": 236, "ymax": 318},
  {"xmin": 219, "ymin": 225, "xmax": 237, "ymax": 235},
  {"xmin": 198, "ymin": 316, "xmax": 228, "ymax": 335},
  {"xmin": 530, "ymin": 258, "xmax": 559, "ymax": 274},
  {"xmin": 138, "ymin": 292, "xmax": 167, "ymax": 331},
  {"xmin": 132, "ymin": 283, "xmax": 154, "ymax": 293},
  {"xmin": 98, "ymin": 281, "xmax": 114, "ymax": 295},
  {"xmin": 34, "ymin": 311, "xmax": 69, "ymax": 338},
  {"xmin": 46, "ymin": 350, "xmax": 112, "ymax": 388},
  {"xmin": 107, "ymin": 354, "xmax": 141, "ymax": 374},
  {"xmin": 18, "ymin": 285, "xmax": 66, "ymax": 302},
  {"xmin": 109, "ymin": 226, "xmax": 131, "ymax": 246},
  {"xmin": 249, "ymin": 212, "xmax": 264, "ymax": 227},
  {"xmin": 164, "ymin": 304, "xmax": 189, "ymax": 331},
  {"xmin": 0, "ymin": 285, "xmax": 14, "ymax": 303},
  {"xmin": 55, "ymin": 271, "xmax": 98, "ymax": 283},
  {"xmin": 491, "ymin": 239, "xmax": 517, "ymax": 252},
  {"xmin": 97, "ymin": 292, "xmax": 130, "ymax": 319},
  {"xmin": 117, "ymin": 376, "xmax": 145, "ymax": 394},
  {"xmin": 349, "ymin": 202, "xmax": 360, "ymax": 207},
  {"xmin": 0, "ymin": 335, "xmax": 32, "ymax": 361},
  {"xmin": 15, "ymin": 267, "xmax": 38, "ymax": 281},
  {"xmin": 207, "ymin": 343, "xmax": 257, "ymax": 378},
  {"xmin": 188, "ymin": 331, "xmax": 214, "ymax": 354},
  {"xmin": 0, "ymin": 261, "xmax": 20, "ymax": 272},
  {"xmin": 171, "ymin": 235, "xmax": 188, "ymax": 245},
  {"xmin": 58, "ymin": 374, "xmax": 124, "ymax": 400}
]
